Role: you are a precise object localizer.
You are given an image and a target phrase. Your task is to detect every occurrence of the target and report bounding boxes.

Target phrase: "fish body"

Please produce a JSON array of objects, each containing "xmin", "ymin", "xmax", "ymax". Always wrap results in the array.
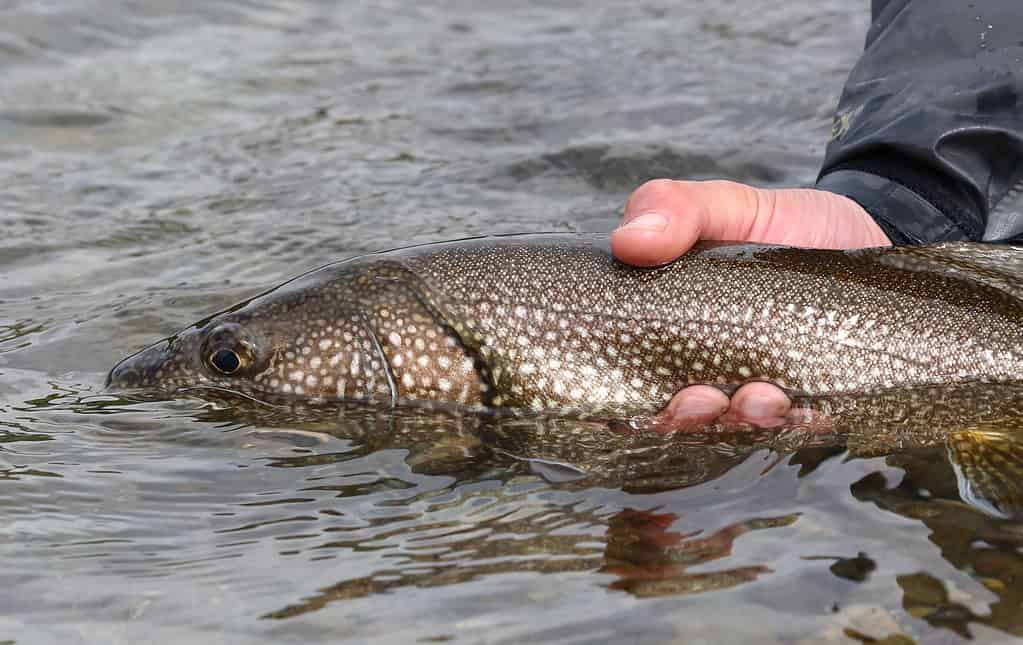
[
  {"xmin": 108, "ymin": 234, "xmax": 1023, "ymax": 421},
  {"xmin": 108, "ymin": 234, "xmax": 1023, "ymax": 516}
]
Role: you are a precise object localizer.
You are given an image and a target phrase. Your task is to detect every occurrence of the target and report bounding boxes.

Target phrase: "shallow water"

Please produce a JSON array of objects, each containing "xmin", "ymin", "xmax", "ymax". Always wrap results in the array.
[{"xmin": 4, "ymin": 1, "xmax": 1023, "ymax": 643}]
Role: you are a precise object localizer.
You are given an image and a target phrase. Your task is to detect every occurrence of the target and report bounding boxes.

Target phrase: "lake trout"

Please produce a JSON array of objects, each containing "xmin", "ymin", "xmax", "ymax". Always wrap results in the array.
[
  {"xmin": 107, "ymin": 234, "xmax": 1023, "ymax": 515},
  {"xmin": 107, "ymin": 234, "xmax": 1023, "ymax": 412}
]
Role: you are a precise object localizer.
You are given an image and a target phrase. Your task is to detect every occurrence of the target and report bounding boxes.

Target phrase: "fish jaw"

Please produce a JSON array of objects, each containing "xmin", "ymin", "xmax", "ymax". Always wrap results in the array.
[
  {"xmin": 105, "ymin": 326, "xmax": 238, "ymax": 395},
  {"xmin": 106, "ymin": 337, "xmax": 178, "ymax": 391}
]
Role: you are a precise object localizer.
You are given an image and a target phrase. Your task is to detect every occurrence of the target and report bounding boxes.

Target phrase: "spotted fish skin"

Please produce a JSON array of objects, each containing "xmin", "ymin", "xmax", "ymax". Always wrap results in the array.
[{"xmin": 107, "ymin": 234, "xmax": 1023, "ymax": 419}]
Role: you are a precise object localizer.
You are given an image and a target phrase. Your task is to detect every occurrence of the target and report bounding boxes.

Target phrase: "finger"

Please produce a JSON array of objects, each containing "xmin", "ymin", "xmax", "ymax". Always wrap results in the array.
[
  {"xmin": 720, "ymin": 383, "xmax": 835, "ymax": 433},
  {"xmin": 611, "ymin": 179, "xmax": 704, "ymax": 266},
  {"xmin": 719, "ymin": 381, "xmax": 793, "ymax": 428},
  {"xmin": 611, "ymin": 179, "xmax": 765, "ymax": 266},
  {"xmin": 611, "ymin": 179, "xmax": 892, "ymax": 267},
  {"xmin": 651, "ymin": 384, "xmax": 729, "ymax": 433},
  {"xmin": 745, "ymin": 187, "xmax": 891, "ymax": 248}
]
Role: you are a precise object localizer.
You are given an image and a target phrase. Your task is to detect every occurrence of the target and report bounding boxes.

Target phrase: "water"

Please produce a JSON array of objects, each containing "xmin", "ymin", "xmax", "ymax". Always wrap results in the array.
[{"xmin": 3, "ymin": 1, "xmax": 1021, "ymax": 643}]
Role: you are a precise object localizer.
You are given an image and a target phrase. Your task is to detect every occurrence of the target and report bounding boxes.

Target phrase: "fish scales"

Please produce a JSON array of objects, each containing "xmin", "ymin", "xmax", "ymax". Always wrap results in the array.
[
  {"xmin": 393, "ymin": 237, "xmax": 1023, "ymax": 414},
  {"xmin": 108, "ymin": 234, "xmax": 1023, "ymax": 420}
]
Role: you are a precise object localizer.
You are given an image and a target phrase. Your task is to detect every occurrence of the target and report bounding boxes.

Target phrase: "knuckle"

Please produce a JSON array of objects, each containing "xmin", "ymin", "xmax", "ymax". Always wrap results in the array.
[{"xmin": 636, "ymin": 178, "xmax": 679, "ymax": 197}]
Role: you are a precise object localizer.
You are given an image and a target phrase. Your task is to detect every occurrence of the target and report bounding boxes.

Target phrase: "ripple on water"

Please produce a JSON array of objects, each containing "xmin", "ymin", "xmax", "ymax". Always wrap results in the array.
[
  {"xmin": 495, "ymin": 142, "xmax": 786, "ymax": 192},
  {"xmin": 0, "ymin": 108, "xmax": 114, "ymax": 128},
  {"xmin": 8, "ymin": 0, "xmax": 1023, "ymax": 642},
  {"xmin": 0, "ymin": 319, "xmax": 46, "ymax": 354}
]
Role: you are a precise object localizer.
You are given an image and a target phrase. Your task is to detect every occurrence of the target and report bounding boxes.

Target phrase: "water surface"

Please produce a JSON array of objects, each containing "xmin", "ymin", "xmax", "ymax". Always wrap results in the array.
[{"xmin": 4, "ymin": 1, "xmax": 1021, "ymax": 643}]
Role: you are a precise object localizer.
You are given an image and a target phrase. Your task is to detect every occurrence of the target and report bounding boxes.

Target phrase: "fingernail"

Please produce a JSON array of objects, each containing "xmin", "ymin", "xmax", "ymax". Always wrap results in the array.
[{"xmin": 618, "ymin": 211, "xmax": 669, "ymax": 232}]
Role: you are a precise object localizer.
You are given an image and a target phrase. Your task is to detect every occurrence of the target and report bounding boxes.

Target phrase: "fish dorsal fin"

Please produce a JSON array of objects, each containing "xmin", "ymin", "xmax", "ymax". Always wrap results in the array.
[{"xmin": 947, "ymin": 424, "xmax": 1023, "ymax": 519}]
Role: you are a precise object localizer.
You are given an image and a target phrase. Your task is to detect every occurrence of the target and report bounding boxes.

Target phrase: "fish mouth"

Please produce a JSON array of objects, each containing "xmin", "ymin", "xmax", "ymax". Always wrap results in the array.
[
  {"xmin": 177, "ymin": 384, "xmax": 287, "ymax": 408},
  {"xmin": 105, "ymin": 339, "xmax": 173, "ymax": 391}
]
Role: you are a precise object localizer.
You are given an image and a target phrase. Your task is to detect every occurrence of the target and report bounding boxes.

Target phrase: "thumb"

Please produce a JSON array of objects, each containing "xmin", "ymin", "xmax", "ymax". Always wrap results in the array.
[{"xmin": 610, "ymin": 179, "xmax": 890, "ymax": 267}]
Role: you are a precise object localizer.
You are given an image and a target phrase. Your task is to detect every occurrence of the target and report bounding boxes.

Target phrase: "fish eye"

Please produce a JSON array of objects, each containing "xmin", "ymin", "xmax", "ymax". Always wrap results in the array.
[
  {"xmin": 209, "ymin": 348, "xmax": 242, "ymax": 375},
  {"xmin": 200, "ymin": 322, "xmax": 259, "ymax": 377}
]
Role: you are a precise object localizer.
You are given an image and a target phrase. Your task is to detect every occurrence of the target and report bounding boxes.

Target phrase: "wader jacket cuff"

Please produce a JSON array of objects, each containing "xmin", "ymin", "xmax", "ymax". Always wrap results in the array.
[{"xmin": 816, "ymin": 170, "xmax": 963, "ymax": 245}]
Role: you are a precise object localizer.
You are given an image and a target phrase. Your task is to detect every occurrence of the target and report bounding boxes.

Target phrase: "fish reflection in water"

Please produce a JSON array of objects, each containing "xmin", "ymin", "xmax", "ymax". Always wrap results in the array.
[
  {"xmin": 266, "ymin": 507, "xmax": 797, "ymax": 619},
  {"xmin": 184, "ymin": 393, "xmax": 1023, "ymax": 631},
  {"xmin": 602, "ymin": 509, "xmax": 796, "ymax": 598}
]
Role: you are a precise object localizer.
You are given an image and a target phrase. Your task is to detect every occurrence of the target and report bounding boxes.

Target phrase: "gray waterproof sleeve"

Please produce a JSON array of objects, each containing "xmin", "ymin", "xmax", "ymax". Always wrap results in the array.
[{"xmin": 815, "ymin": 0, "xmax": 1023, "ymax": 244}]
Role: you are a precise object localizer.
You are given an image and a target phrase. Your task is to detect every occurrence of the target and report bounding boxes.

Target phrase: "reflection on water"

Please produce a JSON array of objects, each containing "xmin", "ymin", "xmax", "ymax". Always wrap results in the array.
[
  {"xmin": 9, "ymin": 376, "xmax": 1023, "ymax": 642},
  {"xmin": 5, "ymin": 0, "xmax": 1023, "ymax": 642},
  {"xmin": 603, "ymin": 509, "xmax": 798, "ymax": 598}
]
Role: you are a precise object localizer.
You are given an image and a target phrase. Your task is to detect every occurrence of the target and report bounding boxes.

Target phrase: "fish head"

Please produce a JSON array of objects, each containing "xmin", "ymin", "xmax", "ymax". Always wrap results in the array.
[{"xmin": 106, "ymin": 270, "xmax": 396, "ymax": 403}]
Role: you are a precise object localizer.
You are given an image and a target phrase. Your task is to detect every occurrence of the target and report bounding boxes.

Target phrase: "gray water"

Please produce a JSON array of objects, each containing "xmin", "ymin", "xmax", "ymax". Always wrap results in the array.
[{"xmin": 3, "ymin": 1, "xmax": 1021, "ymax": 643}]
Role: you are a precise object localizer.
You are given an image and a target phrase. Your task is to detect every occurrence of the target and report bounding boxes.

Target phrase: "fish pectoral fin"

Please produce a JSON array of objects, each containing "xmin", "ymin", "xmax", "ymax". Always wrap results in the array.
[{"xmin": 947, "ymin": 423, "xmax": 1023, "ymax": 520}]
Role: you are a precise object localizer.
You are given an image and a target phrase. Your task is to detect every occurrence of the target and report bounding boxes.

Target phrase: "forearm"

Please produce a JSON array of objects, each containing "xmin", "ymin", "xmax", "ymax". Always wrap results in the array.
[{"xmin": 816, "ymin": 0, "xmax": 1023, "ymax": 244}]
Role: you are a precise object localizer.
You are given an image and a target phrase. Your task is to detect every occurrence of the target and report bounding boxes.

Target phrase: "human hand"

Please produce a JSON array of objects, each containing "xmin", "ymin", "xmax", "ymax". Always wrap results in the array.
[{"xmin": 611, "ymin": 179, "xmax": 891, "ymax": 430}]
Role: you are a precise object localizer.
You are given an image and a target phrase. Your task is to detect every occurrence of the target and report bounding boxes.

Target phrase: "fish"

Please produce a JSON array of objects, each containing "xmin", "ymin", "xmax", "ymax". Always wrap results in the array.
[
  {"xmin": 106, "ymin": 234, "xmax": 1023, "ymax": 412},
  {"xmin": 106, "ymin": 233, "xmax": 1023, "ymax": 516}
]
